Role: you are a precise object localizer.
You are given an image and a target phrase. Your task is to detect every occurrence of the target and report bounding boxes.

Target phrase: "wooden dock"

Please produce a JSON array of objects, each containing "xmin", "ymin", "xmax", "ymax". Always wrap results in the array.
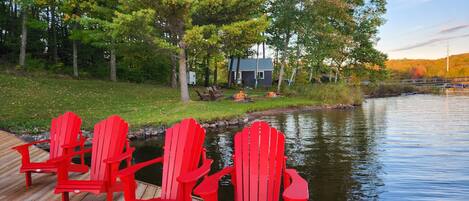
[{"xmin": 0, "ymin": 130, "xmax": 200, "ymax": 201}]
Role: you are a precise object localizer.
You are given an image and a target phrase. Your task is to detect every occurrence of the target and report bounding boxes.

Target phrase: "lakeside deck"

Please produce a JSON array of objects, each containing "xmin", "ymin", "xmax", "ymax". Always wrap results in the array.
[{"xmin": 0, "ymin": 131, "xmax": 199, "ymax": 201}]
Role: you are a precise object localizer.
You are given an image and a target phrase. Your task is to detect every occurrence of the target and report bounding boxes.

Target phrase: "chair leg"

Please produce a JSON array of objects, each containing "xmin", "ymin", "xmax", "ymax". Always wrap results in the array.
[
  {"xmin": 106, "ymin": 192, "xmax": 113, "ymax": 201},
  {"xmin": 62, "ymin": 192, "xmax": 69, "ymax": 201},
  {"xmin": 25, "ymin": 172, "xmax": 32, "ymax": 188}
]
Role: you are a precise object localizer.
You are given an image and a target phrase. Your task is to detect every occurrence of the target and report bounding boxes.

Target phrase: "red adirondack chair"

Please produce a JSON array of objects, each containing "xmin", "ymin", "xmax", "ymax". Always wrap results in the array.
[
  {"xmin": 194, "ymin": 121, "xmax": 309, "ymax": 201},
  {"xmin": 11, "ymin": 111, "xmax": 88, "ymax": 188},
  {"xmin": 53, "ymin": 115, "xmax": 134, "ymax": 201},
  {"xmin": 118, "ymin": 118, "xmax": 213, "ymax": 201}
]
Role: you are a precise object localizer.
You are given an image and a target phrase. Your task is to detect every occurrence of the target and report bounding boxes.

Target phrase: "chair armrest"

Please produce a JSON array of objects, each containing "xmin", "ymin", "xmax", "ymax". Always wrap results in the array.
[
  {"xmin": 177, "ymin": 159, "xmax": 213, "ymax": 183},
  {"xmin": 118, "ymin": 156, "xmax": 164, "ymax": 178},
  {"xmin": 282, "ymin": 169, "xmax": 309, "ymax": 201},
  {"xmin": 194, "ymin": 166, "xmax": 234, "ymax": 198},
  {"xmin": 49, "ymin": 148, "xmax": 92, "ymax": 164},
  {"xmin": 61, "ymin": 137, "xmax": 88, "ymax": 149},
  {"xmin": 12, "ymin": 139, "xmax": 51, "ymax": 150},
  {"xmin": 104, "ymin": 147, "xmax": 135, "ymax": 164},
  {"xmin": 12, "ymin": 139, "xmax": 51, "ymax": 164}
]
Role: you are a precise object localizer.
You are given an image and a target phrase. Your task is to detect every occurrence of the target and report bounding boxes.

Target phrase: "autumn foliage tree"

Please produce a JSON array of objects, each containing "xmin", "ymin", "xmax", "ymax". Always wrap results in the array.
[{"xmin": 410, "ymin": 66, "xmax": 427, "ymax": 79}]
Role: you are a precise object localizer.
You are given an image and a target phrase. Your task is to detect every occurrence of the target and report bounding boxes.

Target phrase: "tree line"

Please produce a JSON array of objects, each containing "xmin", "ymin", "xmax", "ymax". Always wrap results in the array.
[{"xmin": 0, "ymin": 0, "xmax": 388, "ymax": 102}]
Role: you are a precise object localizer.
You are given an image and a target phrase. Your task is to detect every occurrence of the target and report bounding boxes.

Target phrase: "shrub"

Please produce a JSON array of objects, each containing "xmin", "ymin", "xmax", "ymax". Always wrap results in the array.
[
  {"xmin": 362, "ymin": 84, "xmax": 418, "ymax": 98},
  {"xmin": 24, "ymin": 57, "xmax": 47, "ymax": 71},
  {"xmin": 283, "ymin": 83, "xmax": 363, "ymax": 105}
]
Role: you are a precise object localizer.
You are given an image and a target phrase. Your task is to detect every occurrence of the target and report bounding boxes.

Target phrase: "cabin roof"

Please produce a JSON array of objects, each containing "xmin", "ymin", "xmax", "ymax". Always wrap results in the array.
[{"xmin": 228, "ymin": 58, "xmax": 274, "ymax": 71}]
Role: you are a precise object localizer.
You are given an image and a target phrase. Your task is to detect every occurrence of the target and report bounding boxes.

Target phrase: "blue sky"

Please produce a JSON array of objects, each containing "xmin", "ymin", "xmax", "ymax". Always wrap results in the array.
[{"xmin": 377, "ymin": 0, "xmax": 469, "ymax": 59}]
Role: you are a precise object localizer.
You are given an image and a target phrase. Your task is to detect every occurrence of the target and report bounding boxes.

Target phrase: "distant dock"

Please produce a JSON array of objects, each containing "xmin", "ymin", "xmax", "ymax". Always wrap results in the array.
[{"xmin": 444, "ymin": 88, "xmax": 469, "ymax": 95}]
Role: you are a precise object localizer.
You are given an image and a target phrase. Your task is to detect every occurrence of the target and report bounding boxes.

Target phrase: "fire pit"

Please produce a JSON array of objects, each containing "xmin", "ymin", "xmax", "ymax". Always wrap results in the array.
[
  {"xmin": 266, "ymin": 91, "xmax": 278, "ymax": 98},
  {"xmin": 232, "ymin": 90, "xmax": 252, "ymax": 102}
]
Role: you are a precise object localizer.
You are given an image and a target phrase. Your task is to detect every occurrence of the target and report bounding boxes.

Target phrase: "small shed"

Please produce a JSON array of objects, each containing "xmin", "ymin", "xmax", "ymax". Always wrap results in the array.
[{"xmin": 228, "ymin": 58, "xmax": 274, "ymax": 87}]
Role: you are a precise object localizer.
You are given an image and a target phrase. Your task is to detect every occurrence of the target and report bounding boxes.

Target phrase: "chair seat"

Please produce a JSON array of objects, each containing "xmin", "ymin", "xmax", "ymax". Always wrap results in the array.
[
  {"xmin": 138, "ymin": 198, "xmax": 174, "ymax": 201},
  {"xmin": 141, "ymin": 198, "xmax": 201, "ymax": 201},
  {"xmin": 20, "ymin": 162, "xmax": 88, "ymax": 173},
  {"xmin": 20, "ymin": 162, "xmax": 56, "ymax": 173},
  {"xmin": 138, "ymin": 197, "xmax": 200, "ymax": 201},
  {"xmin": 55, "ymin": 180, "xmax": 106, "ymax": 194}
]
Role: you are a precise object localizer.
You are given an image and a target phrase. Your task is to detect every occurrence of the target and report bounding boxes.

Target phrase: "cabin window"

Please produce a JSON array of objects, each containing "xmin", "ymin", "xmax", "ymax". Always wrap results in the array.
[{"xmin": 257, "ymin": 71, "xmax": 265, "ymax": 79}]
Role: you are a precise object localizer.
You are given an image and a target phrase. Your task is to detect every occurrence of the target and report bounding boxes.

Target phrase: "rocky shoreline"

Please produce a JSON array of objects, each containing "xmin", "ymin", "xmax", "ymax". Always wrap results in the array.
[
  {"xmin": 16, "ymin": 103, "xmax": 357, "ymax": 148},
  {"xmin": 128, "ymin": 103, "xmax": 356, "ymax": 139}
]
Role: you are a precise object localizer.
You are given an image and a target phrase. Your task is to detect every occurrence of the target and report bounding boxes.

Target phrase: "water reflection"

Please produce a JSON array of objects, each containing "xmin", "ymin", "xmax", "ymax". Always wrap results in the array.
[{"xmin": 130, "ymin": 95, "xmax": 469, "ymax": 201}]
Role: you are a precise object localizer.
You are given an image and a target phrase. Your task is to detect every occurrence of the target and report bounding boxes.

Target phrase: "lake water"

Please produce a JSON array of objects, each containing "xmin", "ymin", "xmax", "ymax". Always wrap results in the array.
[{"xmin": 130, "ymin": 94, "xmax": 469, "ymax": 201}]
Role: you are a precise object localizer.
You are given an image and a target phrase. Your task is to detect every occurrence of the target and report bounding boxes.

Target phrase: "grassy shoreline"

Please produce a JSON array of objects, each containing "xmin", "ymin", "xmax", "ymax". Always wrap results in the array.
[{"xmin": 1, "ymin": 74, "xmax": 364, "ymax": 134}]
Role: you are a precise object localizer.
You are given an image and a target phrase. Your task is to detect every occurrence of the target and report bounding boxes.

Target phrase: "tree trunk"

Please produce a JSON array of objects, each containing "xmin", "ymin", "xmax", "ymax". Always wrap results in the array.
[
  {"xmin": 213, "ymin": 62, "xmax": 218, "ymax": 85},
  {"xmin": 50, "ymin": 5, "xmax": 58, "ymax": 63},
  {"xmin": 178, "ymin": 42, "xmax": 190, "ymax": 103},
  {"xmin": 9, "ymin": 0, "xmax": 13, "ymax": 14},
  {"xmin": 262, "ymin": 42, "xmax": 266, "ymax": 59},
  {"xmin": 277, "ymin": 61, "xmax": 285, "ymax": 93},
  {"xmin": 289, "ymin": 67, "xmax": 296, "ymax": 86},
  {"xmin": 277, "ymin": 35, "xmax": 290, "ymax": 93},
  {"xmin": 291, "ymin": 43, "xmax": 300, "ymax": 85},
  {"xmin": 72, "ymin": 39, "xmax": 78, "ymax": 77},
  {"xmin": 334, "ymin": 67, "xmax": 339, "ymax": 83},
  {"xmin": 19, "ymin": 7, "xmax": 27, "ymax": 68},
  {"xmin": 235, "ymin": 57, "xmax": 241, "ymax": 85},
  {"xmin": 72, "ymin": 22, "xmax": 78, "ymax": 77},
  {"xmin": 110, "ymin": 48, "xmax": 117, "ymax": 81},
  {"xmin": 204, "ymin": 53, "xmax": 210, "ymax": 87},
  {"xmin": 227, "ymin": 56, "xmax": 234, "ymax": 87},
  {"xmin": 262, "ymin": 32, "xmax": 266, "ymax": 59},
  {"xmin": 170, "ymin": 54, "xmax": 178, "ymax": 88}
]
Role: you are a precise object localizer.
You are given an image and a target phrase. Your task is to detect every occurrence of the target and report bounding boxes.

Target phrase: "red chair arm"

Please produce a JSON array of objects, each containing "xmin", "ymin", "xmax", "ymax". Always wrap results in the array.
[
  {"xmin": 119, "ymin": 154, "xmax": 161, "ymax": 201},
  {"xmin": 12, "ymin": 139, "xmax": 51, "ymax": 150},
  {"xmin": 177, "ymin": 159, "xmax": 213, "ymax": 183},
  {"xmin": 104, "ymin": 147, "xmax": 135, "ymax": 164},
  {"xmin": 61, "ymin": 137, "xmax": 88, "ymax": 149},
  {"xmin": 49, "ymin": 148, "xmax": 92, "ymax": 163},
  {"xmin": 282, "ymin": 169, "xmax": 309, "ymax": 201},
  {"xmin": 12, "ymin": 139, "xmax": 51, "ymax": 164},
  {"xmin": 118, "ymin": 156, "xmax": 164, "ymax": 178},
  {"xmin": 193, "ymin": 166, "xmax": 234, "ymax": 200}
]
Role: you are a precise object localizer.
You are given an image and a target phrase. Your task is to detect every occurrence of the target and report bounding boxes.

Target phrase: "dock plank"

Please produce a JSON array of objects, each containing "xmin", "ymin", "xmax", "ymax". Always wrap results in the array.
[{"xmin": 0, "ymin": 131, "xmax": 202, "ymax": 201}]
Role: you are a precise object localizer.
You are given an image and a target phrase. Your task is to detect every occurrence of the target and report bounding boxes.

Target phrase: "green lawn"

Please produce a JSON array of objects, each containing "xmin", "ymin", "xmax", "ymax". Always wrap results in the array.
[{"xmin": 0, "ymin": 74, "xmax": 320, "ymax": 134}]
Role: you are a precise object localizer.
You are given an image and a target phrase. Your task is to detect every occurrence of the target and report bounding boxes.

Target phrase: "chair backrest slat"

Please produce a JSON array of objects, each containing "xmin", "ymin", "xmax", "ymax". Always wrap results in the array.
[
  {"xmin": 161, "ymin": 125, "xmax": 174, "ymax": 198},
  {"xmin": 249, "ymin": 123, "xmax": 260, "ymax": 201},
  {"xmin": 90, "ymin": 115, "xmax": 128, "ymax": 181},
  {"xmin": 234, "ymin": 121, "xmax": 285, "ymax": 201},
  {"xmin": 49, "ymin": 112, "xmax": 82, "ymax": 160},
  {"xmin": 160, "ymin": 118, "xmax": 206, "ymax": 200},
  {"xmin": 266, "ymin": 127, "xmax": 278, "ymax": 201},
  {"xmin": 258, "ymin": 124, "xmax": 271, "ymax": 201}
]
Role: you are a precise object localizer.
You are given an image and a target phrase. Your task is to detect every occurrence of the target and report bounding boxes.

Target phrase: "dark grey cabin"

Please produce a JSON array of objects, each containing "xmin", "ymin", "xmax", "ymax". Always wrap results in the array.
[{"xmin": 229, "ymin": 58, "xmax": 274, "ymax": 87}]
